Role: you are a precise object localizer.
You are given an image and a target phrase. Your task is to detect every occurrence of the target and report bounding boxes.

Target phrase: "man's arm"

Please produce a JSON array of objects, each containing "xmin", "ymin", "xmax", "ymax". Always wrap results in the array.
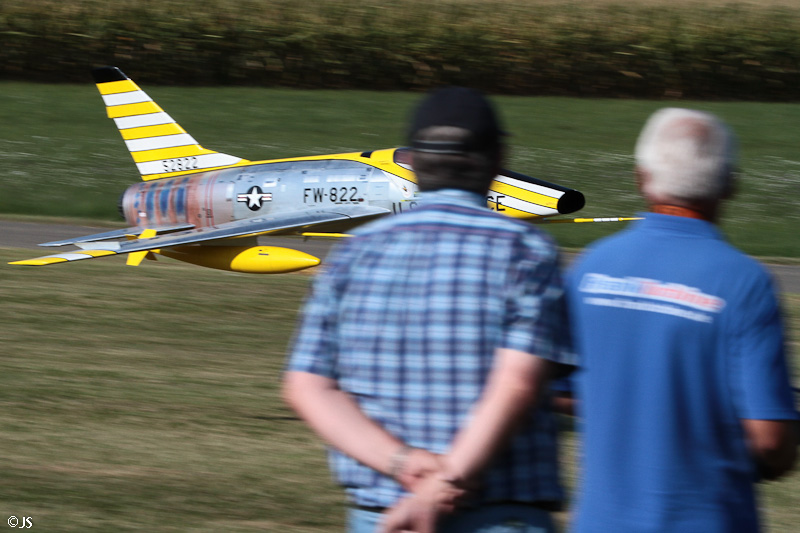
[
  {"xmin": 381, "ymin": 347, "xmax": 550, "ymax": 533},
  {"xmin": 282, "ymin": 371, "xmax": 440, "ymax": 486},
  {"xmin": 734, "ymin": 274, "xmax": 799, "ymax": 481},
  {"xmin": 284, "ymin": 347, "xmax": 550, "ymax": 520},
  {"xmin": 742, "ymin": 418, "xmax": 799, "ymax": 480},
  {"xmin": 441, "ymin": 347, "xmax": 550, "ymax": 482}
]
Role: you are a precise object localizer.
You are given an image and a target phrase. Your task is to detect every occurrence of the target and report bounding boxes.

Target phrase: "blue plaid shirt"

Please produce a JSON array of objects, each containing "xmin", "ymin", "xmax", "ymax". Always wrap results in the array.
[{"xmin": 288, "ymin": 189, "xmax": 574, "ymax": 508}]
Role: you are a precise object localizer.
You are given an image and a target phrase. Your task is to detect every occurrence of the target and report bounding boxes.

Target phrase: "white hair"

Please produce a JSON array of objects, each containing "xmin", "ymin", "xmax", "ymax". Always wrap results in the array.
[{"xmin": 635, "ymin": 108, "xmax": 736, "ymax": 202}]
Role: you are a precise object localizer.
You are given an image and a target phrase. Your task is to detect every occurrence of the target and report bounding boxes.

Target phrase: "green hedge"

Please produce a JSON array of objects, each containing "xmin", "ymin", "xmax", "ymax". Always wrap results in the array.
[{"xmin": 2, "ymin": 0, "xmax": 800, "ymax": 100}]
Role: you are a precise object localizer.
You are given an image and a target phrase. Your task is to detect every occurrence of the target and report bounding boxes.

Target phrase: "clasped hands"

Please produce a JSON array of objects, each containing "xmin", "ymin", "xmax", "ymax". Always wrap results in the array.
[{"xmin": 381, "ymin": 447, "xmax": 471, "ymax": 533}]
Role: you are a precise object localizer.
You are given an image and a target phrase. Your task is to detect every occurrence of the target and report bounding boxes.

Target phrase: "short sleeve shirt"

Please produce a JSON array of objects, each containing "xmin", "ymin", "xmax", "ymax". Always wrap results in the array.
[
  {"xmin": 567, "ymin": 214, "xmax": 798, "ymax": 533},
  {"xmin": 288, "ymin": 189, "xmax": 575, "ymax": 508}
]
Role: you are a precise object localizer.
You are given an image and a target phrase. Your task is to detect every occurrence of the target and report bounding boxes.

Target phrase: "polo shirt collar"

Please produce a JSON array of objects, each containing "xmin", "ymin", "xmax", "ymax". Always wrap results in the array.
[{"xmin": 637, "ymin": 212, "xmax": 725, "ymax": 241}]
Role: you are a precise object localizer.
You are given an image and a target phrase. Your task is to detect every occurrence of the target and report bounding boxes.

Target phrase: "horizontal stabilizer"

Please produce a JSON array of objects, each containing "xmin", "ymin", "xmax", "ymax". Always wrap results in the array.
[
  {"xmin": 39, "ymin": 223, "xmax": 195, "ymax": 247},
  {"xmin": 9, "ymin": 249, "xmax": 117, "ymax": 266}
]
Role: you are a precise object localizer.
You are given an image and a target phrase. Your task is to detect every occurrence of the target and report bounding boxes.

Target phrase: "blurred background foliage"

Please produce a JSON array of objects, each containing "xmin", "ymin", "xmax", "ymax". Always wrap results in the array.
[{"xmin": 2, "ymin": 0, "xmax": 800, "ymax": 100}]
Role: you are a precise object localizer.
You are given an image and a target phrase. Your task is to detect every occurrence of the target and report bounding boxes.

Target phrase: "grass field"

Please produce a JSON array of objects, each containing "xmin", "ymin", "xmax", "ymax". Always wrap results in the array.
[
  {"xmin": 1, "ymin": 83, "xmax": 799, "ymax": 256},
  {"xmin": 0, "ymin": 248, "xmax": 797, "ymax": 532},
  {"xmin": 2, "ymin": 3, "xmax": 798, "ymax": 530}
]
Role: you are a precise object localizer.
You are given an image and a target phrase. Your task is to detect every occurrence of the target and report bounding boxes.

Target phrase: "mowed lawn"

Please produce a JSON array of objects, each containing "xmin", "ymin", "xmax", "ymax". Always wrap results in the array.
[
  {"xmin": 0, "ymin": 249, "xmax": 797, "ymax": 532},
  {"xmin": 1, "ymin": 80, "xmax": 798, "ymax": 530}
]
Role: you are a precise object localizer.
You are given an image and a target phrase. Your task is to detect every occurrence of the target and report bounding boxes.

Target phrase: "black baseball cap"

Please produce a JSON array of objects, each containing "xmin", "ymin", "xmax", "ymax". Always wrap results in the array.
[{"xmin": 408, "ymin": 86, "xmax": 506, "ymax": 154}]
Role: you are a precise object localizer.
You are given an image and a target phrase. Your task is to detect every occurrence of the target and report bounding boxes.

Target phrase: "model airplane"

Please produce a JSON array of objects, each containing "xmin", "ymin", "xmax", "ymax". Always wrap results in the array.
[{"xmin": 10, "ymin": 67, "xmax": 632, "ymax": 274}]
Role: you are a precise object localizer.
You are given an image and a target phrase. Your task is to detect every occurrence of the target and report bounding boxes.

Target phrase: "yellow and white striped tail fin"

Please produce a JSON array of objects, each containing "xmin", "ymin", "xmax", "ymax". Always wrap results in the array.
[{"xmin": 93, "ymin": 66, "xmax": 250, "ymax": 181}]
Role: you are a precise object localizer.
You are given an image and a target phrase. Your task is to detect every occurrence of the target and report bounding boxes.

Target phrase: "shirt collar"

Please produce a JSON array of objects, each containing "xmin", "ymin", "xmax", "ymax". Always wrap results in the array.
[
  {"xmin": 637, "ymin": 212, "xmax": 725, "ymax": 241},
  {"xmin": 420, "ymin": 188, "xmax": 486, "ymax": 208}
]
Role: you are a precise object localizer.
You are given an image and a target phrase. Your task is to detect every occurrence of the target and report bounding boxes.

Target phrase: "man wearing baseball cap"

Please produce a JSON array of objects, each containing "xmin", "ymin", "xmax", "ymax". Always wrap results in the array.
[{"xmin": 284, "ymin": 87, "xmax": 574, "ymax": 533}]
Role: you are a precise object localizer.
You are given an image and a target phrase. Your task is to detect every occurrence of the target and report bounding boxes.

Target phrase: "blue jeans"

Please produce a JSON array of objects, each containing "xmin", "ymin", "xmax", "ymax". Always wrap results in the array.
[{"xmin": 348, "ymin": 503, "xmax": 557, "ymax": 533}]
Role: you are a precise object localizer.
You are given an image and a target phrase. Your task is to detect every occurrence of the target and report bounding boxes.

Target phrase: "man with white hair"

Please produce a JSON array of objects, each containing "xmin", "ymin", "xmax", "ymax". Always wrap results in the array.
[{"xmin": 566, "ymin": 108, "xmax": 798, "ymax": 532}]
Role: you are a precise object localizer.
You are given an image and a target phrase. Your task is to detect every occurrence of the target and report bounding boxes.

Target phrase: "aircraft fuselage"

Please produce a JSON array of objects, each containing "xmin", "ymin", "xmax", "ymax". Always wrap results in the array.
[{"xmin": 119, "ymin": 151, "xmax": 417, "ymax": 232}]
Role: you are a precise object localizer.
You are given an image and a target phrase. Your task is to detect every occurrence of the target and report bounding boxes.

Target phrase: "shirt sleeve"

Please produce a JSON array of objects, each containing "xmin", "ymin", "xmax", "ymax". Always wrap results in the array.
[
  {"xmin": 501, "ymin": 230, "xmax": 576, "ymax": 367},
  {"xmin": 733, "ymin": 271, "xmax": 799, "ymax": 421},
  {"xmin": 285, "ymin": 246, "xmax": 350, "ymax": 379}
]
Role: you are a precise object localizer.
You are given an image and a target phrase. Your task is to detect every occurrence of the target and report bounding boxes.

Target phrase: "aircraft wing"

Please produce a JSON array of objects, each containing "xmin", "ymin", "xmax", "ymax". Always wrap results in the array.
[
  {"xmin": 10, "ymin": 205, "xmax": 389, "ymax": 266},
  {"xmin": 113, "ymin": 205, "xmax": 389, "ymax": 253},
  {"xmin": 38, "ymin": 223, "xmax": 195, "ymax": 247}
]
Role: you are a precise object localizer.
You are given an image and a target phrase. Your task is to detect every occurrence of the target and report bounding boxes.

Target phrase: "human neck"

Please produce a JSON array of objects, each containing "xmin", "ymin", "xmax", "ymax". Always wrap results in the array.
[{"xmin": 650, "ymin": 203, "xmax": 714, "ymax": 222}]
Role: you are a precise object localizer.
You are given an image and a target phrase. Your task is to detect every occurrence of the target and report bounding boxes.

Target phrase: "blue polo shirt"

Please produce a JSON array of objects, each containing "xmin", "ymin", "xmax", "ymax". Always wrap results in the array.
[{"xmin": 566, "ymin": 214, "xmax": 798, "ymax": 533}]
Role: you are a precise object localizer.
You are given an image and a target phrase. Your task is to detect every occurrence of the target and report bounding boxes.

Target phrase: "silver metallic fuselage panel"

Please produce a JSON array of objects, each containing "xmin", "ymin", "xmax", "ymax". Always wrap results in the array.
[{"xmin": 119, "ymin": 159, "xmax": 412, "ymax": 232}]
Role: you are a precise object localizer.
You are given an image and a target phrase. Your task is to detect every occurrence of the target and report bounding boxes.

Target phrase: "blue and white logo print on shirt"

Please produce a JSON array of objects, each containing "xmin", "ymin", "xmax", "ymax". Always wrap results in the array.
[{"xmin": 579, "ymin": 273, "xmax": 726, "ymax": 323}]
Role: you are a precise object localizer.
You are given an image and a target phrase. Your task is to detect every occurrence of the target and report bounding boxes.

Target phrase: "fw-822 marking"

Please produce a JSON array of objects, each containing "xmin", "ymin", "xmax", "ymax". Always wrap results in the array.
[{"xmin": 303, "ymin": 187, "xmax": 363, "ymax": 204}]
